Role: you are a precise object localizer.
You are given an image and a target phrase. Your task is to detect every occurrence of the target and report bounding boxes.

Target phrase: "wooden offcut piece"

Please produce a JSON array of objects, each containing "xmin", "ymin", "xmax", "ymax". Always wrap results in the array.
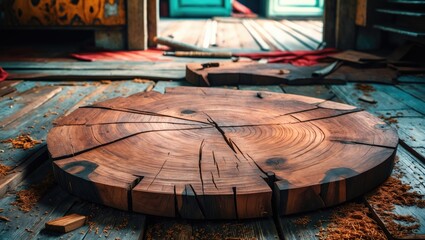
[
  {"xmin": 186, "ymin": 62, "xmax": 344, "ymax": 86},
  {"xmin": 45, "ymin": 214, "xmax": 87, "ymax": 233},
  {"xmin": 185, "ymin": 61, "xmax": 397, "ymax": 86},
  {"xmin": 47, "ymin": 87, "xmax": 398, "ymax": 219}
]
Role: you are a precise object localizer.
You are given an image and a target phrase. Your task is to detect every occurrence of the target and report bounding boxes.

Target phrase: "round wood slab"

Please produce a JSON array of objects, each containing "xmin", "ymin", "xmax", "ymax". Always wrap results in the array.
[{"xmin": 47, "ymin": 87, "xmax": 398, "ymax": 219}]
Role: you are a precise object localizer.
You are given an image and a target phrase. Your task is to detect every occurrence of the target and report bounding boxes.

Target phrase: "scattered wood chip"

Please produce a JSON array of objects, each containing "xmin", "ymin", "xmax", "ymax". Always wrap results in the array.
[
  {"xmin": 355, "ymin": 83, "xmax": 375, "ymax": 93},
  {"xmin": 45, "ymin": 214, "xmax": 87, "ymax": 233},
  {"xmin": 378, "ymin": 115, "xmax": 398, "ymax": 124},
  {"xmin": 133, "ymin": 78, "xmax": 152, "ymax": 83},
  {"xmin": 292, "ymin": 215, "xmax": 311, "ymax": 226},
  {"xmin": 0, "ymin": 164, "xmax": 12, "ymax": 176},
  {"xmin": 0, "ymin": 215, "xmax": 10, "ymax": 222},
  {"xmin": 1, "ymin": 134, "xmax": 41, "ymax": 150},
  {"xmin": 358, "ymin": 95, "xmax": 377, "ymax": 103},
  {"xmin": 278, "ymin": 69, "xmax": 290, "ymax": 75},
  {"xmin": 43, "ymin": 110, "xmax": 59, "ymax": 118},
  {"xmin": 100, "ymin": 80, "xmax": 112, "ymax": 84},
  {"xmin": 11, "ymin": 174, "xmax": 54, "ymax": 212}
]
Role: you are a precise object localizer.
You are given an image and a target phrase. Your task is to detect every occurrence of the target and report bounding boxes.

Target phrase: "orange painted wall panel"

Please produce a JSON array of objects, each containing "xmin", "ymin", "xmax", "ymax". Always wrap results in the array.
[{"xmin": 1, "ymin": 0, "xmax": 126, "ymax": 26}]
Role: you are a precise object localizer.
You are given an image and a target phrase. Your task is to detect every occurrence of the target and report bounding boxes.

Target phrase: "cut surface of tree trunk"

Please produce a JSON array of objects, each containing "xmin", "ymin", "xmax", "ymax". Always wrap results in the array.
[{"xmin": 47, "ymin": 87, "xmax": 398, "ymax": 219}]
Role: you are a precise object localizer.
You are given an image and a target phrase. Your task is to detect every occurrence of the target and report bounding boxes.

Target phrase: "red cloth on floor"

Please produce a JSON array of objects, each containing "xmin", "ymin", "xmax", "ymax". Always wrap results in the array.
[
  {"xmin": 0, "ymin": 67, "xmax": 8, "ymax": 81},
  {"xmin": 235, "ymin": 48, "xmax": 339, "ymax": 66},
  {"xmin": 70, "ymin": 49, "xmax": 168, "ymax": 62}
]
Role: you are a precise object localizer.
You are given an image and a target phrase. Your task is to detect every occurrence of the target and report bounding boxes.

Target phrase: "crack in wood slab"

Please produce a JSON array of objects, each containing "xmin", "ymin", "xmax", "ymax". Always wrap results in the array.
[
  {"xmin": 83, "ymin": 105, "xmax": 211, "ymax": 125},
  {"xmin": 54, "ymin": 121, "xmax": 208, "ymax": 127},
  {"xmin": 199, "ymin": 140, "xmax": 206, "ymax": 194},
  {"xmin": 291, "ymin": 108, "xmax": 364, "ymax": 123},
  {"xmin": 330, "ymin": 139, "xmax": 397, "ymax": 149},
  {"xmin": 205, "ymin": 113, "xmax": 237, "ymax": 153}
]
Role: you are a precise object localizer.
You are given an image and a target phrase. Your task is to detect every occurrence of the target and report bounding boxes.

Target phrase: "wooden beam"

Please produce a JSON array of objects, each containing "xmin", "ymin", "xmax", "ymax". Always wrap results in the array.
[
  {"xmin": 147, "ymin": 0, "xmax": 159, "ymax": 48},
  {"xmin": 127, "ymin": 0, "xmax": 147, "ymax": 50},
  {"xmin": 335, "ymin": 0, "xmax": 357, "ymax": 49},
  {"xmin": 356, "ymin": 0, "xmax": 368, "ymax": 26},
  {"xmin": 323, "ymin": 0, "xmax": 337, "ymax": 48}
]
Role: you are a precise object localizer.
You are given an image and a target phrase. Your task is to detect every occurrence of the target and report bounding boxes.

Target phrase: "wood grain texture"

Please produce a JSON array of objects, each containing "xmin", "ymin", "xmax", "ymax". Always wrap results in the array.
[
  {"xmin": 47, "ymin": 87, "xmax": 398, "ymax": 219},
  {"xmin": 147, "ymin": 0, "xmax": 159, "ymax": 48},
  {"xmin": 323, "ymin": 0, "xmax": 337, "ymax": 48},
  {"xmin": 127, "ymin": 0, "xmax": 147, "ymax": 50},
  {"xmin": 335, "ymin": 0, "xmax": 357, "ymax": 49},
  {"xmin": 45, "ymin": 214, "xmax": 86, "ymax": 233}
]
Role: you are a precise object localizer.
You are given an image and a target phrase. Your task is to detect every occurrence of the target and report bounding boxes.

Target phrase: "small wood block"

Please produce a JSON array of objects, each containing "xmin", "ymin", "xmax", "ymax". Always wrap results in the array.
[{"xmin": 45, "ymin": 214, "xmax": 87, "ymax": 233}]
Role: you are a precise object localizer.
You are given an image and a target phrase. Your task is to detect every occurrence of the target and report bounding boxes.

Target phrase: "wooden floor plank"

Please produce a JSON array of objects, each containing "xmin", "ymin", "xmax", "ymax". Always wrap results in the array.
[
  {"xmin": 398, "ymin": 75, "xmax": 425, "ymax": 84},
  {"xmin": 273, "ymin": 21, "xmax": 319, "ymax": 50},
  {"xmin": 216, "ymin": 21, "xmax": 241, "ymax": 50},
  {"xmin": 330, "ymin": 83, "xmax": 411, "ymax": 112},
  {"xmin": 397, "ymin": 84, "xmax": 425, "ymax": 102},
  {"xmin": 0, "ymin": 84, "xmax": 98, "ymax": 167},
  {"xmin": 234, "ymin": 21, "xmax": 261, "ymax": 52},
  {"xmin": 373, "ymin": 84, "xmax": 425, "ymax": 115},
  {"xmin": 0, "ymin": 86, "xmax": 62, "ymax": 128},
  {"xmin": 0, "ymin": 80, "xmax": 21, "ymax": 97},
  {"xmin": 281, "ymin": 20, "xmax": 322, "ymax": 44},
  {"xmin": 295, "ymin": 20, "xmax": 323, "ymax": 33},
  {"xmin": 249, "ymin": 20, "xmax": 284, "ymax": 51}
]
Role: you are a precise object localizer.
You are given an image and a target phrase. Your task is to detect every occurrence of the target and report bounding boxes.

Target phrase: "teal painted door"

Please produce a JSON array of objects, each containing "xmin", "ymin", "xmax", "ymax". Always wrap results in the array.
[
  {"xmin": 169, "ymin": 0, "xmax": 231, "ymax": 17},
  {"xmin": 266, "ymin": 0, "xmax": 324, "ymax": 17}
]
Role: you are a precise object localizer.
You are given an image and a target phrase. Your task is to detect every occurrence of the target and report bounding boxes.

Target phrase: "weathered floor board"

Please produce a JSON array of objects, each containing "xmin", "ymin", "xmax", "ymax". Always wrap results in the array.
[{"xmin": 145, "ymin": 217, "xmax": 280, "ymax": 240}]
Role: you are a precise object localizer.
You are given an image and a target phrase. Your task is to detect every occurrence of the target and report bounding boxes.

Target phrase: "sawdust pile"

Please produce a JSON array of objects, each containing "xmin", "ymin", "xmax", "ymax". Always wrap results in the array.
[
  {"xmin": 367, "ymin": 176, "xmax": 425, "ymax": 237},
  {"xmin": 11, "ymin": 174, "xmax": 54, "ymax": 212},
  {"xmin": 318, "ymin": 203, "xmax": 387, "ymax": 240},
  {"xmin": 0, "ymin": 164, "xmax": 12, "ymax": 176},
  {"xmin": 378, "ymin": 115, "xmax": 398, "ymax": 124},
  {"xmin": 355, "ymin": 83, "xmax": 375, "ymax": 94},
  {"xmin": 2, "ymin": 134, "xmax": 41, "ymax": 150},
  {"xmin": 293, "ymin": 216, "xmax": 311, "ymax": 226},
  {"xmin": 100, "ymin": 80, "xmax": 112, "ymax": 84}
]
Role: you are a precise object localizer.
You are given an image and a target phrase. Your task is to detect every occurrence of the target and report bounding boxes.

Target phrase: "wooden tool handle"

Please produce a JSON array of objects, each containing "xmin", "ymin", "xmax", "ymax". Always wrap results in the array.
[{"xmin": 166, "ymin": 51, "xmax": 233, "ymax": 58}]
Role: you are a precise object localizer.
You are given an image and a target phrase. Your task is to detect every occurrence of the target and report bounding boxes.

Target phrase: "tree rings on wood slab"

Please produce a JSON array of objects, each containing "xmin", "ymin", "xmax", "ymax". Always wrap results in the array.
[{"xmin": 47, "ymin": 87, "xmax": 398, "ymax": 219}]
